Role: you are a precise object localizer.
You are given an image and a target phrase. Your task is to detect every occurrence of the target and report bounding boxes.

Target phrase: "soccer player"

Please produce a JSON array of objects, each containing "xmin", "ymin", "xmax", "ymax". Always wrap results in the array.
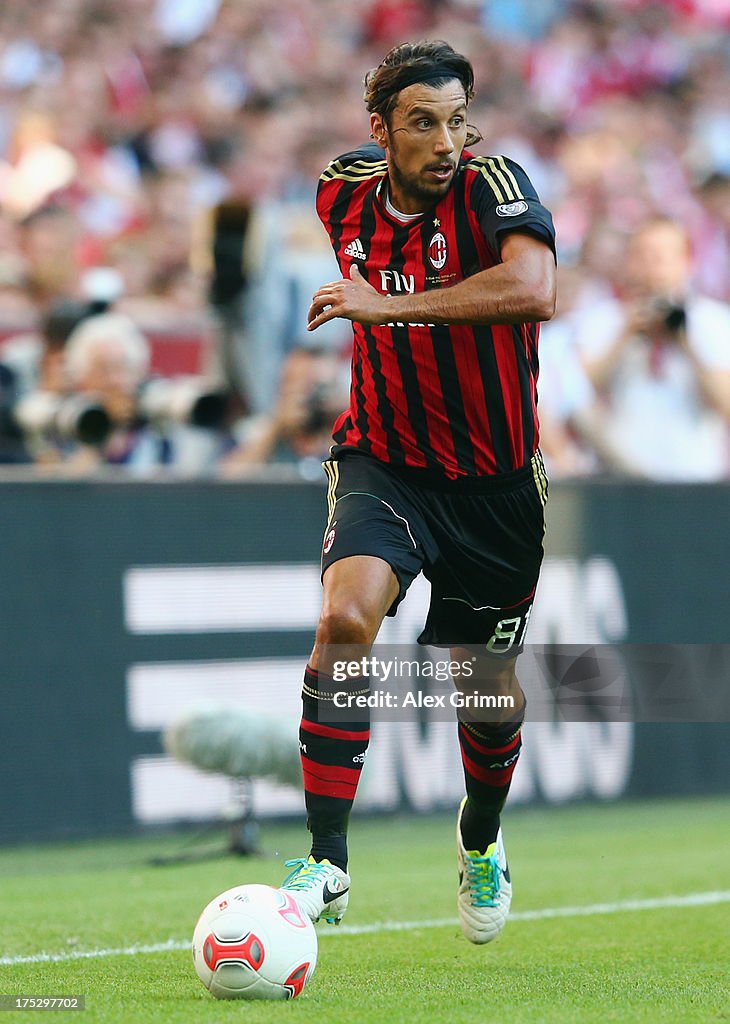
[{"xmin": 280, "ymin": 40, "xmax": 556, "ymax": 945}]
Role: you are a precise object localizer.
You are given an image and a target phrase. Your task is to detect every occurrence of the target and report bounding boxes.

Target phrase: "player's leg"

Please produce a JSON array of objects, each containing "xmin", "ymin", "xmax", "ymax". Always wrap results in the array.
[
  {"xmin": 451, "ymin": 646, "xmax": 525, "ymax": 851},
  {"xmin": 281, "ymin": 554, "xmax": 398, "ymax": 924},
  {"xmin": 449, "ymin": 647, "xmax": 524, "ymax": 943},
  {"xmin": 417, "ymin": 462, "xmax": 545, "ymax": 942},
  {"xmin": 303, "ymin": 553, "xmax": 399, "ymax": 866},
  {"xmin": 312, "ymin": 552, "xmax": 400, "ymax": 663},
  {"xmin": 282, "ymin": 454, "xmax": 425, "ymax": 923}
]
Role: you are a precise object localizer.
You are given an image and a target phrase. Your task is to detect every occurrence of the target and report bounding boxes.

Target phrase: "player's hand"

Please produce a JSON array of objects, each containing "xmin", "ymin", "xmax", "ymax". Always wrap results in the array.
[{"xmin": 307, "ymin": 265, "xmax": 390, "ymax": 330}]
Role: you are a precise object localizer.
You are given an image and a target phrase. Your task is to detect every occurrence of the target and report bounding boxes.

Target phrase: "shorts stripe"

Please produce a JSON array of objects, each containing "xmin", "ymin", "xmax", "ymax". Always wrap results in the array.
[
  {"xmin": 323, "ymin": 460, "xmax": 339, "ymax": 525},
  {"xmin": 531, "ymin": 450, "xmax": 548, "ymax": 507}
]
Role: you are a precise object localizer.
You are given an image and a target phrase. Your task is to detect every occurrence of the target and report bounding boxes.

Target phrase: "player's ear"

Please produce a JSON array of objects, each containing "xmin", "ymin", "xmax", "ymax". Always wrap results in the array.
[{"xmin": 370, "ymin": 113, "xmax": 387, "ymax": 151}]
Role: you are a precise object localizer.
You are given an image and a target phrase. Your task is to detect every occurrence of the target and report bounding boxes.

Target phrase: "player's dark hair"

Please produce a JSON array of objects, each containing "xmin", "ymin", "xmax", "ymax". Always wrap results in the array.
[{"xmin": 364, "ymin": 40, "xmax": 482, "ymax": 146}]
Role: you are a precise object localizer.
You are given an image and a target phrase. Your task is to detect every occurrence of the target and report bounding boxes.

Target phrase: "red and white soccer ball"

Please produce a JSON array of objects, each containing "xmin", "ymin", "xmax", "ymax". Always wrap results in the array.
[{"xmin": 192, "ymin": 883, "xmax": 317, "ymax": 1000}]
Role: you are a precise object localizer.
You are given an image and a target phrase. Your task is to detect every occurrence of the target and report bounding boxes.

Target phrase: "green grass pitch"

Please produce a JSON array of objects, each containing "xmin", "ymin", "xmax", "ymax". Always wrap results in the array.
[{"xmin": 0, "ymin": 797, "xmax": 728, "ymax": 1023}]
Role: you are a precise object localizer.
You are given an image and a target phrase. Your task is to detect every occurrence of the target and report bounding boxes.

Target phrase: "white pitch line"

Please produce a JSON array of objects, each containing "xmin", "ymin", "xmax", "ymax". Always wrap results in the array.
[
  {"xmin": 0, "ymin": 939, "xmax": 187, "ymax": 967},
  {"xmin": 2, "ymin": 891, "xmax": 729, "ymax": 967},
  {"xmin": 330, "ymin": 889, "xmax": 730, "ymax": 935}
]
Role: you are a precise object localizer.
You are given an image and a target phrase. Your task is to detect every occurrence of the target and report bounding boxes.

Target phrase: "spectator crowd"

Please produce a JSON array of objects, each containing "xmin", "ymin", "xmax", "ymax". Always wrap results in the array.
[{"xmin": 0, "ymin": 0, "xmax": 728, "ymax": 479}]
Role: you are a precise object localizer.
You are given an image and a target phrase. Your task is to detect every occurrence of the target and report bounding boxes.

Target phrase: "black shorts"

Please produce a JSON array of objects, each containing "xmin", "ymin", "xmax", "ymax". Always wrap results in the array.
[{"xmin": 320, "ymin": 448, "xmax": 548, "ymax": 654}]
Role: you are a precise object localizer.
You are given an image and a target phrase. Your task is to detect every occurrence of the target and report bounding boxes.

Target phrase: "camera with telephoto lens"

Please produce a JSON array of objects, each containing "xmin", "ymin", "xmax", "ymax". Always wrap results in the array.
[
  {"xmin": 137, "ymin": 377, "xmax": 230, "ymax": 430},
  {"xmin": 13, "ymin": 391, "xmax": 112, "ymax": 445}
]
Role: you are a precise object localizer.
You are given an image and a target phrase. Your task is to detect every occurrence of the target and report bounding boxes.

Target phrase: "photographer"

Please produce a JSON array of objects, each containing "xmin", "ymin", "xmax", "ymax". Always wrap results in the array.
[
  {"xmin": 219, "ymin": 346, "xmax": 348, "ymax": 478},
  {"xmin": 2, "ymin": 298, "xmax": 88, "ymax": 396},
  {"xmin": 0, "ymin": 299, "xmax": 89, "ymax": 463},
  {"xmin": 45, "ymin": 313, "xmax": 165, "ymax": 473},
  {"xmin": 8, "ymin": 305, "xmax": 232, "ymax": 474},
  {"xmin": 576, "ymin": 218, "xmax": 730, "ymax": 480}
]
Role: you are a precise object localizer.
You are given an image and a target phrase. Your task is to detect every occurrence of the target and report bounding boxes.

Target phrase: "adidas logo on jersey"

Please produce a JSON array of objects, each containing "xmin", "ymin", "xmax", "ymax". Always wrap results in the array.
[{"xmin": 344, "ymin": 237, "xmax": 367, "ymax": 260}]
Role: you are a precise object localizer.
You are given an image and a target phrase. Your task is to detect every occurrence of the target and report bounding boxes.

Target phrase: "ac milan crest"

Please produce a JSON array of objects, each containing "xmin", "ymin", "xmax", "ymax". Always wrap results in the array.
[{"xmin": 428, "ymin": 231, "xmax": 447, "ymax": 270}]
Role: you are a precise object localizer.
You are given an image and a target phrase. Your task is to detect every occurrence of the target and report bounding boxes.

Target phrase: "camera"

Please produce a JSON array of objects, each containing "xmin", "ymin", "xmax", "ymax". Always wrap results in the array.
[
  {"xmin": 137, "ymin": 378, "xmax": 230, "ymax": 430},
  {"xmin": 651, "ymin": 298, "xmax": 687, "ymax": 335},
  {"xmin": 301, "ymin": 383, "xmax": 335, "ymax": 434},
  {"xmin": 14, "ymin": 391, "xmax": 112, "ymax": 446},
  {"xmin": 208, "ymin": 201, "xmax": 251, "ymax": 307}
]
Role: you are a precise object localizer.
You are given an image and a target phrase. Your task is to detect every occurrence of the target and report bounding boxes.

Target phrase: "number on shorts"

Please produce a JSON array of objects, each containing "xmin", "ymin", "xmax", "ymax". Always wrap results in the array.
[{"xmin": 486, "ymin": 607, "xmax": 532, "ymax": 654}]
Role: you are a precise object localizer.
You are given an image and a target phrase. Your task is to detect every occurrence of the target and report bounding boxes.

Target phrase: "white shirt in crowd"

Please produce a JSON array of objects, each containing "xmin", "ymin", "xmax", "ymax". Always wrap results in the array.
[{"xmin": 574, "ymin": 293, "xmax": 730, "ymax": 481}]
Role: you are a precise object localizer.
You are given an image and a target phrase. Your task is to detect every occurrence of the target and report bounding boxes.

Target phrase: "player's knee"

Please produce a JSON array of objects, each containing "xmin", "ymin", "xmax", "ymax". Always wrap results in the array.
[{"xmin": 316, "ymin": 604, "xmax": 377, "ymax": 647}]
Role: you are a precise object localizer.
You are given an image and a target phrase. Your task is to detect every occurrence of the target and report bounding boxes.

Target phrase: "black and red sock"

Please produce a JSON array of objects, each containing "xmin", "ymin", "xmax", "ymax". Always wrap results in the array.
[
  {"xmin": 299, "ymin": 665, "xmax": 369, "ymax": 872},
  {"xmin": 457, "ymin": 709, "xmax": 524, "ymax": 853}
]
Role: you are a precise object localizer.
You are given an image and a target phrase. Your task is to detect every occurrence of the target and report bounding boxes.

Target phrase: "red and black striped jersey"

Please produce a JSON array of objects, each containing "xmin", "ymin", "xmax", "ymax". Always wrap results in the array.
[{"xmin": 317, "ymin": 143, "xmax": 556, "ymax": 479}]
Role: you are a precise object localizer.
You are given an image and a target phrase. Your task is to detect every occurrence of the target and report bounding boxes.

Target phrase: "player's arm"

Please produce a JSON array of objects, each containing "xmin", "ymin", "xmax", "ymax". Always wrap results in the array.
[{"xmin": 307, "ymin": 232, "xmax": 556, "ymax": 331}]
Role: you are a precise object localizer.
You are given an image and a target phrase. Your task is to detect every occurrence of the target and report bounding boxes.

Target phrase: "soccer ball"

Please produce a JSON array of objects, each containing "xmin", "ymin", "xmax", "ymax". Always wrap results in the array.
[{"xmin": 192, "ymin": 883, "xmax": 317, "ymax": 1000}]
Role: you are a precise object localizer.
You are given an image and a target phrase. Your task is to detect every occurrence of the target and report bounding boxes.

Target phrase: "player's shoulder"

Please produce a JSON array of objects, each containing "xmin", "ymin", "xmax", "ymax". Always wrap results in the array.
[
  {"xmin": 461, "ymin": 152, "xmax": 536, "ymax": 207},
  {"xmin": 462, "ymin": 152, "xmax": 529, "ymax": 178},
  {"xmin": 319, "ymin": 143, "xmax": 388, "ymax": 184}
]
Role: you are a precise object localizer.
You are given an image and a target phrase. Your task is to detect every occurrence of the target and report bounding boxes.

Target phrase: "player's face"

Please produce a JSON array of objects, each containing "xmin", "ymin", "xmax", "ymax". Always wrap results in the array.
[{"xmin": 373, "ymin": 81, "xmax": 468, "ymax": 214}]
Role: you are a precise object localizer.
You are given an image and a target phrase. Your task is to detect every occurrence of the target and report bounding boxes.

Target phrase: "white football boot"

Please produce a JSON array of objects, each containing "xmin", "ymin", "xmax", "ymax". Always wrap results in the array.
[
  {"xmin": 456, "ymin": 797, "xmax": 512, "ymax": 944},
  {"xmin": 280, "ymin": 856, "xmax": 350, "ymax": 925}
]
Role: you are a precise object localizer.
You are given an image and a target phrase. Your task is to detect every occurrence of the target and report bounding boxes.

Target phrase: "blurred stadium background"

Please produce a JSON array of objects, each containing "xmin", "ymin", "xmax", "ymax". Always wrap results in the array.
[{"xmin": 0, "ymin": 0, "xmax": 728, "ymax": 850}]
